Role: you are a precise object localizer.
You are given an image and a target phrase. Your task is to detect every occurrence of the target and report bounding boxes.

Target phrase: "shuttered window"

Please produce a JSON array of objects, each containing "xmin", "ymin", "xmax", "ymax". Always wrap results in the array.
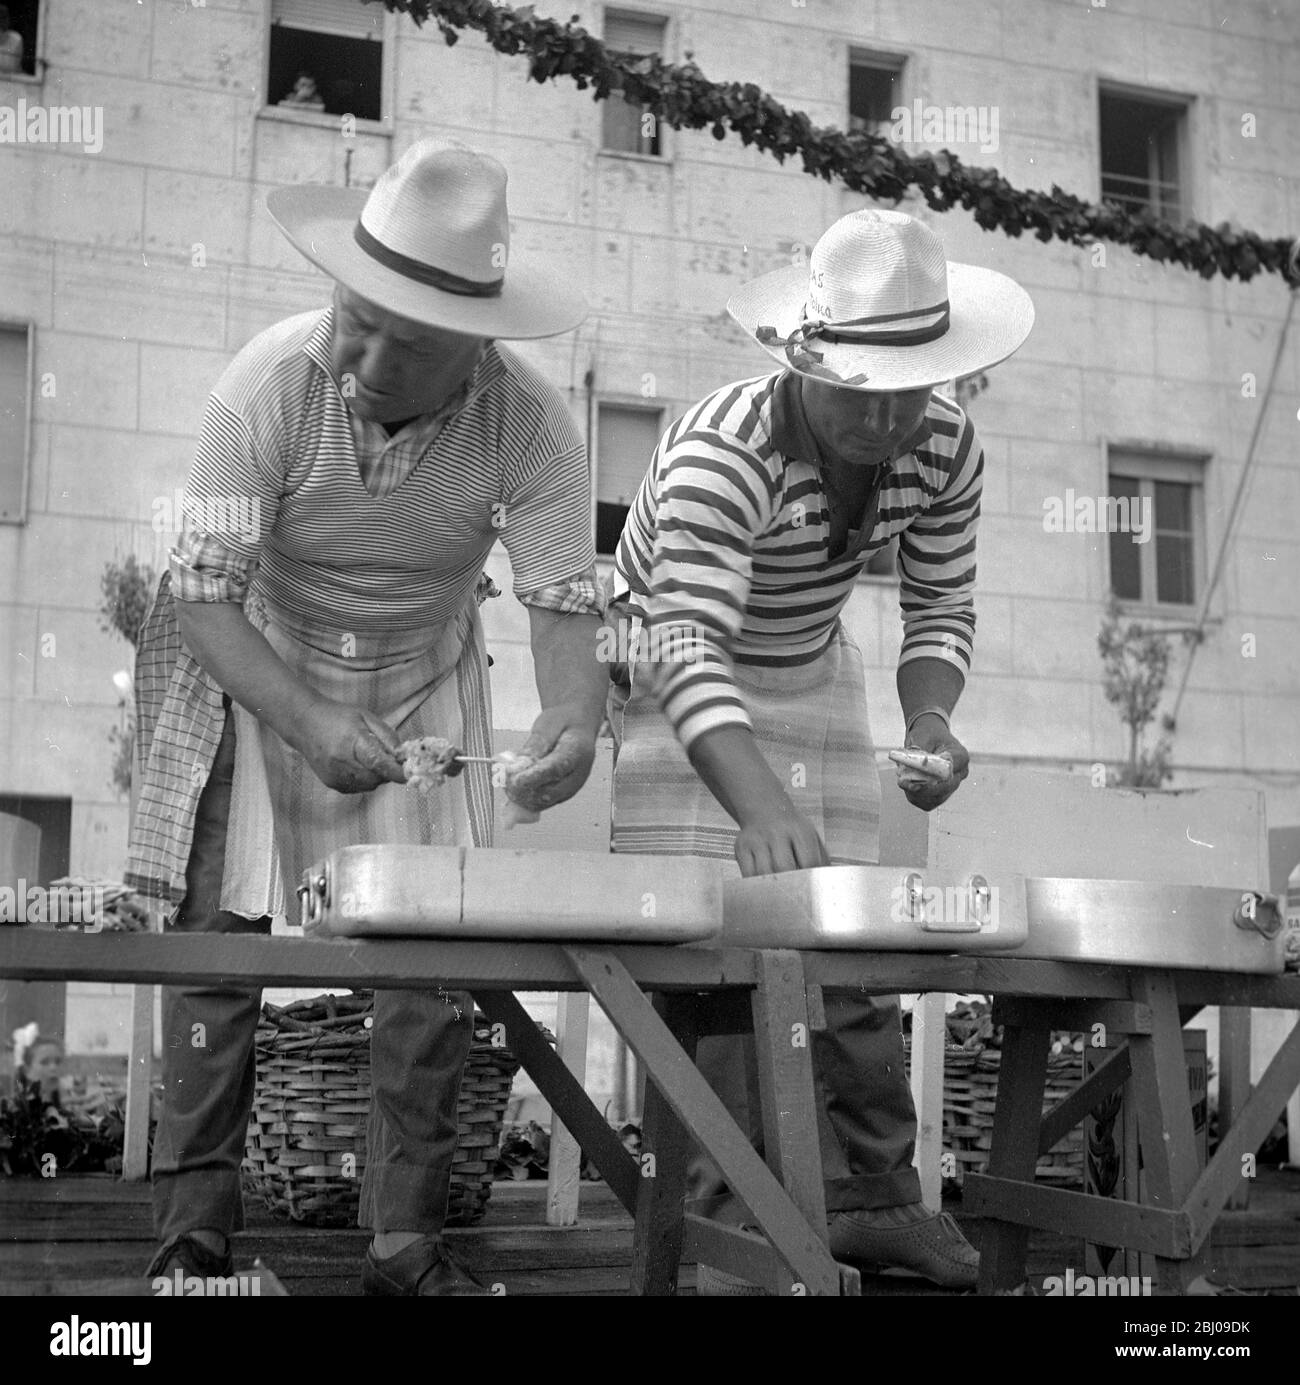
[
  {"xmin": 601, "ymin": 10, "xmax": 667, "ymax": 156},
  {"xmin": 595, "ymin": 403, "xmax": 664, "ymax": 554},
  {"xmin": 0, "ymin": 323, "xmax": 31, "ymax": 524},
  {"xmin": 268, "ymin": 0, "xmax": 384, "ymax": 120}
]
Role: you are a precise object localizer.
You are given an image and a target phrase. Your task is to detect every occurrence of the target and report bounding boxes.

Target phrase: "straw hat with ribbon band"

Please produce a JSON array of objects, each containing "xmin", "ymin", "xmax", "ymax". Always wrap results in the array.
[
  {"xmin": 729, "ymin": 210, "xmax": 1034, "ymax": 392},
  {"xmin": 266, "ymin": 139, "xmax": 588, "ymax": 340}
]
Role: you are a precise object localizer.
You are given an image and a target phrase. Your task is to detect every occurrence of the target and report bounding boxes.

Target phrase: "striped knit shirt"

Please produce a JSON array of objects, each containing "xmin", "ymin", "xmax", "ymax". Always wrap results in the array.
[
  {"xmin": 611, "ymin": 370, "xmax": 982, "ymax": 750},
  {"xmin": 170, "ymin": 308, "xmax": 599, "ymax": 629}
]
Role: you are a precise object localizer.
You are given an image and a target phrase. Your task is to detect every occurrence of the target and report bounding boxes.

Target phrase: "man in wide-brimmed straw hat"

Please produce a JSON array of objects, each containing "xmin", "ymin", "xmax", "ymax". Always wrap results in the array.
[
  {"xmin": 129, "ymin": 140, "xmax": 607, "ymax": 1295},
  {"xmin": 608, "ymin": 208, "xmax": 1034, "ymax": 1291}
]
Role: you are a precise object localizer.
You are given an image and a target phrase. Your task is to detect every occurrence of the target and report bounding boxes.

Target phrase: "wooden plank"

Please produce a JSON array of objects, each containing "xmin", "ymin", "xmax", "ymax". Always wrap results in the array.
[
  {"xmin": 682, "ymin": 1214, "xmax": 790, "ymax": 1294},
  {"xmin": 122, "ymin": 984, "xmax": 153, "ymax": 1183},
  {"xmin": 909, "ymin": 991, "xmax": 947, "ymax": 1210},
  {"xmin": 563, "ymin": 946, "xmax": 841, "ymax": 1296},
  {"xmin": 474, "ymin": 991, "xmax": 640, "ymax": 1216},
  {"xmin": 545, "ymin": 990, "xmax": 590, "ymax": 1227},
  {"xmin": 1218, "ymin": 1007, "xmax": 1252, "ymax": 1211},
  {"xmin": 964, "ymin": 1176, "xmax": 1194, "ymax": 1259},
  {"xmin": 977, "ymin": 1005, "xmax": 1050, "ymax": 1293},
  {"xmin": 0, "ymin": 930, "xmax": 762, "ymax": 992},
  {"xmin": 629, "ymin": 993, "xmax": 698, "ymax": 1295},
  {"xmin": 995, "ymin": 999, "xmax": 1151, "ymax": 1036},
  {"xmin": 1183, "ymin": 1017, "xmax": 1300, "ymax": 1251},
  {"xmin": 1038, "ymin": 1044, "xmax": 1132, "ymax": 1156},
  {"xmin": 750, "ymin": 951, "xmax": 827, "ymax": 1231}
]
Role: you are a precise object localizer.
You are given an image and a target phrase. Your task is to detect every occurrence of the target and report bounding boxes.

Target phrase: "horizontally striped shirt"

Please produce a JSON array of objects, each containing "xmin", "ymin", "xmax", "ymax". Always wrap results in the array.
[
  {"xmin": 611, "ymin": 370, "xmax": 983, "ymax": 749},
  {"xmin": 170, "ymin": 308, "xmax": 599, "ymax": 628}
]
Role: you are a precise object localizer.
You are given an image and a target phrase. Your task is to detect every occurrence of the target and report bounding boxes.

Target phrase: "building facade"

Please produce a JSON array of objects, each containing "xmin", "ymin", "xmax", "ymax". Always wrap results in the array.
[{"xmin": 1, "ymin": 0, "xmax": 1297, "ymax": 1062}]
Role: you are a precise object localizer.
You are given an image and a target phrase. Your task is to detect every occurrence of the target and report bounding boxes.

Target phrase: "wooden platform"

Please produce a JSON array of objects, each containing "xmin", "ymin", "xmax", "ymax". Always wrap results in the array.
[{"xmin": 2, "ymin": 1172, "xmax": 1297, "ymax": 1296}]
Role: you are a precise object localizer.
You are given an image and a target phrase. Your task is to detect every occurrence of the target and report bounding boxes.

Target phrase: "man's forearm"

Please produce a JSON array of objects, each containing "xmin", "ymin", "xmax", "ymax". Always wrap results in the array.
[
  {"xmin": 527, "ymin": 608, "xmax": 607, "ymax": 729},
  {"xmin": 687, "ymin": 723, "xmax": 795, "ymax": 829},
  {"xmin": 176, "ymin": 600, "xmax": 321, "ymax": 752},
  {"xmin": 897, "ymin": 656, "xmax": 965, "ymax": 731}
]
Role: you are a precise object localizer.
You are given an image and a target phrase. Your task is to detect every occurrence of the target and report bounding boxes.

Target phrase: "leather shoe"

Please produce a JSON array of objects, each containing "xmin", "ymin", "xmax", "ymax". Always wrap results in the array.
[
  {"xmin": 829, "ymin": 1205, "xmax": 979, "ymax": 1289},
  {"xmin": 145, "ymin": 1232, "xmax": 234, "ymax": 1280},
  {"xmin": 362, "ymin": 1236, "xmax": 490, "ymax": 1296}
]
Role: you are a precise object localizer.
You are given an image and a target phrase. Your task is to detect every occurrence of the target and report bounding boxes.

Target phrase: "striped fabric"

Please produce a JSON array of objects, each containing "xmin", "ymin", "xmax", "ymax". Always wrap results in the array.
[
  {"xmin": 126, "ymin": 307, "xmax": 600, "ymax": 906},
  {"xmin": 609, "ymin": 623, "xmax": 881, "ymax": 868},
  {"xmin": 610, "ymin": 369, "xmax": 983, "ymax": 750}
]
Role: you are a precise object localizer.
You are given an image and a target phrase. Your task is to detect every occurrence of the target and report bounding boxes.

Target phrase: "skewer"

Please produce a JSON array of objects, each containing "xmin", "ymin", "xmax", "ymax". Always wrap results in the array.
[{"xmin": 452, "ymin": 754, "xmax": 497, "ymax": 765}]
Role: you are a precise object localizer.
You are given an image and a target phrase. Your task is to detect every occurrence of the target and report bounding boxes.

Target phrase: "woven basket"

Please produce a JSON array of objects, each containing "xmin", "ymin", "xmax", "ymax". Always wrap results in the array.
[
  {"xmin": 905, "ymin": 1043, "xmax": 1085, "ymax": 1186},
  {"xmin": 241, "ymin": 994, "xmax": 523, "ymax": 1227}
]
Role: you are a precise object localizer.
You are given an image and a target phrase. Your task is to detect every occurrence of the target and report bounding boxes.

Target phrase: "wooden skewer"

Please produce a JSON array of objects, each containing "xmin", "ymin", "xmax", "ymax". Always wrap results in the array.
[{"xmin": 452, "ymin": 754, "xmax": 497, "ymax": 765}]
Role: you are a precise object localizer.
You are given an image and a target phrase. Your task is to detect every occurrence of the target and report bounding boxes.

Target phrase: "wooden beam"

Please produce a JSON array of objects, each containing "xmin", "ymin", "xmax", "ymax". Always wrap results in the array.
[
  {"xmin": 909, "ymin": 991, "xmax": 947, "ymax": 1210},
  {"xmin": 1218, "ymin": 1008, "xmax": 1252, "ymax": 1211},
  {"xmin": 995, "ymin": 999, "xmax": 1152, "ymax": 1036},
  {"xmin": 963, "ymin": 1176, "xmax": 1194, "ymax": 1259},
  {"xmin": 545, "ymin": 991, "xmax": 590, "ymax": 1227},
  {"xmin": 563, "ymin": 946, "xmax": 840, "ymax": 1296},
  {"xmin": 474, "ymin": 991, "xmax": 639, "ymax": 1215},
  {"xmin": 0, "ymin": 930, "xmax": 761, "ymax": 992},
  {"xmin": 629, "ymin": 992, "xmax": 699, "ymax": 1296},
  {"xmin": 1037, "ymin": 1044, "xmax": 1132, "ymax": 1156},
  {"xmin": 682, "ymin": 1215, "xmax": 793, "ymax": 1295},
  {"xmin": 121, "ymin": 984, "xmax": 153, "ymax": 1182},
  {"xmin": 977, "ymin": 1007, "xmax": 1050, "ymax": 1293},
  {"xmin": 750, "ymin": 951, "xmax": 827, "ymax": 1232},
  {"xmin": 1183, "ymin": 1017, "xmax": 1300, "ymax": 1251}
]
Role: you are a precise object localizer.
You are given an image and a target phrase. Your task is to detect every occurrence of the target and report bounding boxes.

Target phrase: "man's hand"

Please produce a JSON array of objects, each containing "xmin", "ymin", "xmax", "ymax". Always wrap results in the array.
[
  {"xmin": 508, "ymin": 702, "xmax": 600, "ymax": 812},
  {"xmin": 295, "ymin": 699, "xmax": 407, "ymax": 794},
  {"xmin": 735, "ymin": 800, "xmax": 830, "ymax": 878},
  {"xmin": 895, "ymin": 712, "xmax": 969, "ymax": 812}
]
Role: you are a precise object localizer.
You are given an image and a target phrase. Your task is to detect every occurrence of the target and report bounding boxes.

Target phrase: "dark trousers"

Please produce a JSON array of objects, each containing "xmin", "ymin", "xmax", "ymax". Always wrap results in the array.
[{"xmin": 151, "ymin": 704, "xmax": 475, "ymax": 1240}]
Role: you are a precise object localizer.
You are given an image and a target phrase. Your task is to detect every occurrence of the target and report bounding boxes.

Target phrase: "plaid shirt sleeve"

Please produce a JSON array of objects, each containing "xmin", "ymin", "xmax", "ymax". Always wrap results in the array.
[
  {"xmin": 517, "ymin": 563, "xmax": 604, "ymax": 617},
  {"xmin": 169, "ymin": 519, "xmax": 257, "ymax": 604}
]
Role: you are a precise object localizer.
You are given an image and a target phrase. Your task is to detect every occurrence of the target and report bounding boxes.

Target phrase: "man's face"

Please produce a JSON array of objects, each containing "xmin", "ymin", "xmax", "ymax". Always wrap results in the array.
[
  {"xmin": 330, "ymin": 285, "xmax": 486, "ymax": 424},
  {"xmin": 800, "ymin": 376, "xmax": 933, "ymax": 466}
]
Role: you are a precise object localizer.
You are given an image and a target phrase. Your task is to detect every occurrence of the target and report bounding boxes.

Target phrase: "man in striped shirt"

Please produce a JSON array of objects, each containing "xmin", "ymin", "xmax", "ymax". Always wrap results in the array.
[
  {"xmin": 130, "ymin": 142, "xmax": 607, "ymax": 1296},
  {"xmin": 609, "ymin": 210, "xmax": 1034, "ymax": 1290}
]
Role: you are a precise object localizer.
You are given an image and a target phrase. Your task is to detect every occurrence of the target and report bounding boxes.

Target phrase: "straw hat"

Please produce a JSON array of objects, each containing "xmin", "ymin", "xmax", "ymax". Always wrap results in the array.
[
  {"xmin": 266, "ymin": 139, "xmax": 587, "ymax": 339},
  {"xmin": 728, "ymin": 210, "xmax": 1034, "ymax": 391}
]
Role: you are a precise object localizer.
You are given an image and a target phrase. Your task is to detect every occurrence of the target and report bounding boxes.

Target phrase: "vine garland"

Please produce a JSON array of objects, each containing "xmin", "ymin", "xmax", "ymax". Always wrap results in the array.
[{"xmin": 366, "ymin": 0, "xmax": 1299, "ymax": 287}]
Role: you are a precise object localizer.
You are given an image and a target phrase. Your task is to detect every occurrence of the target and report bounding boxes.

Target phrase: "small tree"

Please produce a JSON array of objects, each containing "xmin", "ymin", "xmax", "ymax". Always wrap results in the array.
[
  {"xmin": 1096, "ymin": 599, "xmax": 1177, "ymax": 789},
  {"xmin": 100, "ymin": 556, "xmax": 158, "ymax": 797}
]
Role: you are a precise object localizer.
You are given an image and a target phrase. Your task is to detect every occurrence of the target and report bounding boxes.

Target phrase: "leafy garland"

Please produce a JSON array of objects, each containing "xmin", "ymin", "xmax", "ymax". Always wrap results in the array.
[{"xmin": 365, "ymin": 0, "xmax": 1298, "ymax": 287}]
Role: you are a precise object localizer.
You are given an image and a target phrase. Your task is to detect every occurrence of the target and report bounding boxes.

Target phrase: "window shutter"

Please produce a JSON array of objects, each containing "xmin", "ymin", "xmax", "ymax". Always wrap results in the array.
[
  {"xmin": 597, "ymin": 406, "xmax": 664, "ymax": 507},
  {"xmin": 603, "ymin": 11, "xmax": 665, "ymax": 55},
  {"xmin": 272, "ymin": 0, "xmax": 383, "ymax": 39}
]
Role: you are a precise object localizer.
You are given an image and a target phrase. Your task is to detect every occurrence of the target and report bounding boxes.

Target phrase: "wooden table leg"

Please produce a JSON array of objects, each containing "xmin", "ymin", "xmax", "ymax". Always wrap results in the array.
[
  {"xmin": 978, "ymin": 1000, "xmax": 1051, "ymax": 1294},
  {"xmin": 1128, "ymin": 973, "xmax": 1205, "ymax": 1294},
  {"xmin": 629, "ymin": 992, "xmax": 700, "ymax": 1296},
  {"xmin": 1218, "ymin": 1007, "xmax": 1252, "ymax": 1211}
]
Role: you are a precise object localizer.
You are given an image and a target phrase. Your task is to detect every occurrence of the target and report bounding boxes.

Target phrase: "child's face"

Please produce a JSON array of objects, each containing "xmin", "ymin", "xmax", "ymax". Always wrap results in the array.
[{"xmin": 27, "ymin": 1043, "xmax": 62, "ymax": 1092}]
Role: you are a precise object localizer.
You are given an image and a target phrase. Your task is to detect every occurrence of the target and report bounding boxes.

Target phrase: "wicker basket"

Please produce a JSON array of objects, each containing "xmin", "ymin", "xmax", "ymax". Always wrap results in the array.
[
  {"xmin": 905, "ymin": 1043, "xmax": 1085, "ymax": 1186},
  {"xmin": 241, "ymin": 995, "xmax": 523, "ymax": 1227}
]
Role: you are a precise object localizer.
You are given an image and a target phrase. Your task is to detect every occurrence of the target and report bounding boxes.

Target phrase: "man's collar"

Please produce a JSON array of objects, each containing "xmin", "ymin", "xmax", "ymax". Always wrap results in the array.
[
  {"xmin": 304, "ymin": 306, "xmax": 506, "ymax": 419},
  {"xmin": 771, "ymin": 369, "xmax": 935, "ymax": 467}
]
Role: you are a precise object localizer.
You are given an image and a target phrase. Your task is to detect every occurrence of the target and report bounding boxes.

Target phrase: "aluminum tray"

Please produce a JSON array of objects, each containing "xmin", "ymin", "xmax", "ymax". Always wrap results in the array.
[
  {"xmin": 1021, "ymin": 879, "xmax": 1287, "ymax": 973},
  {"xmin": 723, "ymin": 865, "xmax": 1028, "ymax": 951},
  {"xmin": 300, "ymin": 844, "xmax": 722, "ymax": 944}
]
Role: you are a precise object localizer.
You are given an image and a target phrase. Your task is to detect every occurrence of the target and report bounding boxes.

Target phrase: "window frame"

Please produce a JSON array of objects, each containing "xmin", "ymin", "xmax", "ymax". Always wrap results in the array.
[
  {"xmin": 257, "ymin": 0, "xmax": 396, "ymax": 136},
  {"xmin": 0, "ymin": 0, "xmax": 46, "ymax": 83},
  {"xmin": 1104, "ymin": 443, "xmax": 1209, "ymax": 618},
  {"xmin": 591, "ymin": 396, "xmax": 667, "ymax": 557},
  {"xmin": 847, "ymin": 45, "xmax": 910, "ymax": 142},
  {"xmin": 0, "ymin": 317, "xmax": 33, "ymax": 527},
  {"xmin": 597, "ymin": 3, "xmax": 673, "ymax": 164},
  {"xmin": 1095, "ymin": 77, "xmax": 1196, "ymax": 224}
]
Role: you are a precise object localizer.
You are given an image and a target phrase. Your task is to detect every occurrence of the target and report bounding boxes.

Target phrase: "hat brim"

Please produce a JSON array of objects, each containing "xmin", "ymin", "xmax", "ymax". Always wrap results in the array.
[
  {"xmin": 266, "ymin": 185, "xmax": 588, "ymax": 340},
  {"xmin": 728, "ymin": 261, "xmax": 1034, "ymax": 392}
]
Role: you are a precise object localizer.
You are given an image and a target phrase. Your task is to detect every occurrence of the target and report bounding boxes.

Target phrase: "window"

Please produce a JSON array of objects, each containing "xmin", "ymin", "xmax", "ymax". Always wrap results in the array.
[
  {"xmin": 268, "ymin": 0, "xmax": 383, "ymax": 122},
  {"xmin": 849, "ymin": 51, "xmax": 905, "ymax": 137},
  {"xmin": 601, "ymin": 10, "xmax": 667, "ymax": 156},
  {"xmin": 0, "ymin": 321, "xmax": 31, "ymax": 523},
  {"xmin": 1106, "ymin": 451, "xmax": 1205, "ymax": 609},
  {"xmin": 1099, "ymin": 86, "xmax": 1187, "ymax": 221},
  {"xmin": 594, "ymin": 402, "xmax": 663, "ymax": 554},
  {"xmin": 0, "ymin": 1, "xmax": 39, "ymax": 78}
]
